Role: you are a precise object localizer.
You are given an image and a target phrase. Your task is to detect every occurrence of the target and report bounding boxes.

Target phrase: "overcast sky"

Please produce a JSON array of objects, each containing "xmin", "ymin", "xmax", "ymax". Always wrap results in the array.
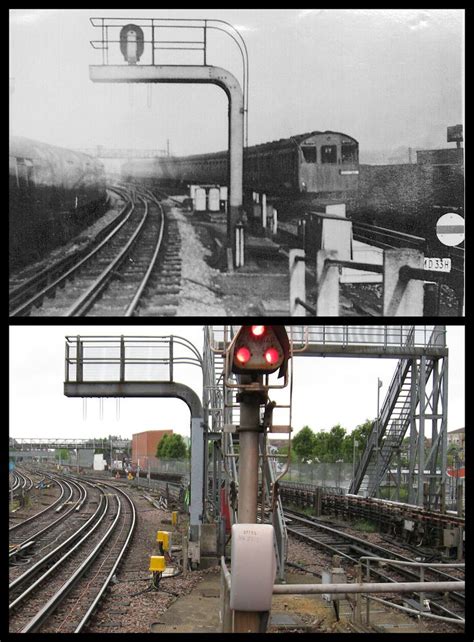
[
  {"xmin": 9, "ymin": 9, "xmax": 464, "ymax": 156},
  {"xmin": 9, "ymin": 325, "xmax": 464, "ymax": 443}
]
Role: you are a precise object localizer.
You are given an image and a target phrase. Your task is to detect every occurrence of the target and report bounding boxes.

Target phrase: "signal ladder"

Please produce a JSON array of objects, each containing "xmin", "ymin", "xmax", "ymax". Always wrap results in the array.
[{"xmin": 204, "ymin": 325, "xmax": 290, "ymax": 580}]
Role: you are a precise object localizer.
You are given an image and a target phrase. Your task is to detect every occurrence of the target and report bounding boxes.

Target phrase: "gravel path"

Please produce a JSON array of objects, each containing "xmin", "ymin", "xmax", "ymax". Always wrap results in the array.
[{"xmin": 173, "ymin": 208, "xmax": 227, "ymax": 315}]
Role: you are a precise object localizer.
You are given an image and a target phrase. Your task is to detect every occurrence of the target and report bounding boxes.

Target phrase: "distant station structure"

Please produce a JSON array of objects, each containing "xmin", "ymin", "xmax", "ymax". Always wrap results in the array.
[
  {"xmin": 78, "ymin": 146, "xmax": 168, "ymax": 159},
  {"xmin": 76, "ymin": 145, "xmax": 169, "ymax": 177}
]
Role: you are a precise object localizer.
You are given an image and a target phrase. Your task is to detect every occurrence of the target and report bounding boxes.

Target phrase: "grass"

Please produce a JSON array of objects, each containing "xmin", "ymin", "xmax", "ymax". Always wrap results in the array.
[{"xmin": 351, "ymin": 519, "xmax": 378, "ymax": 533}]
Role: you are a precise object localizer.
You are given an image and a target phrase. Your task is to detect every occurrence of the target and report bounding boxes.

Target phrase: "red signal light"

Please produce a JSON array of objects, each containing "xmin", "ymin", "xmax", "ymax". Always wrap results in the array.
[
  {"xmin": 235, "ymin": 346, "xmax": 251, "ymax": 364},
  {"xmin": 264, "ymin": 347, "xmax": 280, "ymax": 365},
  {"xmin": 251, "ymin": 325, "xmax": 265, "ymax": 337}
]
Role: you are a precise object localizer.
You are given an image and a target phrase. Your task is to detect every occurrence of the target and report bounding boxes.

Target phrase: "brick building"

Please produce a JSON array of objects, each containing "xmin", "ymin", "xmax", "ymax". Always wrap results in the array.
[{"xmin": 132, "ymin": 430, "xmax": 173, "ymax": 468}]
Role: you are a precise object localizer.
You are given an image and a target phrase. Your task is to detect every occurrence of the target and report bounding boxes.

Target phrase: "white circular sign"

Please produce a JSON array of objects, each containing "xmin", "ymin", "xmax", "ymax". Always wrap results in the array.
[{"xmin": 436, "ymin": 212, "xmax": 464, "ymax": 247}]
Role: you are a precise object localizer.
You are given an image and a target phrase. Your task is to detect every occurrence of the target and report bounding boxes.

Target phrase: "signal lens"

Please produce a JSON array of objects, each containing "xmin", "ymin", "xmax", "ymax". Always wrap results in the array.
[
  {"xmin": 235, "ymin": 346, "xmax": 251, "ymax": 364},
  {"xmin": 251, "ymin": 325, "xmax": 265, "ymax": 337},
  {"xmin": 264, "ymin": 347, "xmax": 280, "ymax": 365}
]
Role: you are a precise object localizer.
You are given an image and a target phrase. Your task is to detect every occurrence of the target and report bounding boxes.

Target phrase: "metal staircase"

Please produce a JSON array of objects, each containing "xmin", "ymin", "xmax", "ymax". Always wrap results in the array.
[{"xmin": 350, "ymin": 340, "xmax": 437, "ymax": 497}]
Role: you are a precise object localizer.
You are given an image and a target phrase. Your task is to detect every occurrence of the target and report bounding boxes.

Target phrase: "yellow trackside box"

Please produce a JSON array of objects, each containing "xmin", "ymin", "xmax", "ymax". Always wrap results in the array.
[
  {"xmin": 171, "ymin": 511, "xmax": 178, "ymax": 526},
  {"xmin": 156, "ymin": 530, "xmax": 172, "ymax": 551},
  {"xmin": 149, "ymin": 555, "xmax": 166, "ymax": 572}
]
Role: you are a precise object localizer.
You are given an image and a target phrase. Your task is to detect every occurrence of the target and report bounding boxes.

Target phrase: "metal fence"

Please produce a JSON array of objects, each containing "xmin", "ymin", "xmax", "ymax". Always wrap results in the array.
[{"xmin": 281, "ymin": 462, "xmax": 354, "ymax": 491}]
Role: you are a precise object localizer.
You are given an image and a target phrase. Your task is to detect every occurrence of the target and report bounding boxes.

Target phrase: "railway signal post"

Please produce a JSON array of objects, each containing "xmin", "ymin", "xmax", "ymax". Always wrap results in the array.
[
  {"xmin": 89, "ymin": 18, "xmax": 246, "ymax": 269},
  {"xmin": 226, "ymin": 325, "xmax": 290, "ymax": 631}
]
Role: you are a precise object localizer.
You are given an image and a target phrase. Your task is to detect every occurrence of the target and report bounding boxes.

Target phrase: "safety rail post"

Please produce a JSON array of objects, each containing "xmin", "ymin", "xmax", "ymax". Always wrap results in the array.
[
  {"xmin": 220, "ymin": 557, "xmax": 233, "ymax": 632},
  {"xmin": 77, "ymin": 336, "xmax": 83, "ymax": 383},
  {"xmin": 169, "ymin": 335, "xmax": 174, "ymax": 382},
  {"xmin": 289, "ymin": 249, "xmax": 306, "ymax": 316},
  {"xmin": 383, "ymin": 249, "xmax": 424, "ymax": 316},
  {"xmin": 316, "ymin": 250, "xmax": 340, "ymax": 315},
  {"xmin": 120, "ymin": 335, "xmax": 125, "ymax": 382},
  {"xmin": 235, "ymin": 222, "xmax": 244, "ymax": 267},
  {"xmin": 354, "ymin": 564, "xmax": 363, "ymax": 624},
  {"xmin": 65, "ymin": 339, "xmax": 70, "ymax": 383}
]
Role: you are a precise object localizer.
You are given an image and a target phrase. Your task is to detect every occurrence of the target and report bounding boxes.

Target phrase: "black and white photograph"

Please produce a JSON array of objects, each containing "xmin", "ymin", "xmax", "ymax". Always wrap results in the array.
[{"xmin": 9, "ymin": 9, "xmax": 464, "ymax": 317}]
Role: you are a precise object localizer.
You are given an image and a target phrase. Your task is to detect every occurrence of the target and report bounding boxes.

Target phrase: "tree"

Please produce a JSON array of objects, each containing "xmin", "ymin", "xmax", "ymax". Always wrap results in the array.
[
  {"xmin": 292, "ymin": 426, "xmax": 316, "ymax": 462},
  {"xmin": 55, "ymin": 448, "xmax": 70, "ymax": 463},
  {"xmin": 156, "ymin": 434, "xmax": 171, "ymax": 458},
  {"xmin": 326, "ymin": 424, "xmax": 347, "ymax": 462},
  {"xmin": 156, "ymin": 434, "xmax": 187, "ymax": 460}
]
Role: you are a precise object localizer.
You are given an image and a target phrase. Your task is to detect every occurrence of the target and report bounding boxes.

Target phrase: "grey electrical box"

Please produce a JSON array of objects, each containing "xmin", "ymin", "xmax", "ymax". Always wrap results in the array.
[
  {"xmin": 443, "ymin": 528, "xmax": 460, "ymax": 547},
  {"xmin": 230, "ymin": 524, "xmax": 276, "ymax": 611}
]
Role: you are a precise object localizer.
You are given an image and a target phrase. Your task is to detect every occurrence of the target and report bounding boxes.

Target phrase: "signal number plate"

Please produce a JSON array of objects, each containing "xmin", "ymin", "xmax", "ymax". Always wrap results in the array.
[{"xmin": 424, "ymin": 257, "xmax": 451, "ymax": 272}]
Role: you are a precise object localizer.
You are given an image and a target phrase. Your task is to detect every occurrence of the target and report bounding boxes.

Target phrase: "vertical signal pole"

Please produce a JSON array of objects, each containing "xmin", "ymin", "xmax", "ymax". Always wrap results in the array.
[
  {"xmin": 237, "ymin": 377, "xmax": 262, "ymax": 523},
  {"xmin": 235, "ymin": 378, "xmax": 266, "ymax": 632},
  {"xmin": 229, "ymin": 325, "xmax": 289, "ymax": 634}
]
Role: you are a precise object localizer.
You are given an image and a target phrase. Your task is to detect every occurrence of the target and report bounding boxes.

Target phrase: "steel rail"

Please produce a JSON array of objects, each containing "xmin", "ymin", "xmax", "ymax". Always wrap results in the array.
[
  {"xmin": 66, "ymin": 195, "xmax": 150, "ymax": 316},
  {"xmin": 75, "ymin": 483, "xmax": 137, "ymax": 632},
  {"xmin": 9, "ymin": 187, "xmax": 130, "ymax": 313},
  {"xmin": 9, "ymin": 478, "xmax": 83, "ymax": 558},
  {"xmin": 124, "ymin": 189, "xmax": 166, "ymax": 316},
  {"xmin": 20, "ymin": 482, "xmax": 134, "ymax": 633},
  {"xmin": 9, "ymin": 488, "xmax": 109, "ymax": 611},
  {"xmin": 9, "ymin": 475, "xmax": 64, "ymax": 533},
  {"xmin": 9, "ymin": 188, "xmax": 135, "ymax": 316},
  {"xmin": 17, "ymin": 489, "xmax": 113, "ymax": 633},
  {"xmin": 285, "ymin": 510, "xmax": 464, "ymax": 618}
]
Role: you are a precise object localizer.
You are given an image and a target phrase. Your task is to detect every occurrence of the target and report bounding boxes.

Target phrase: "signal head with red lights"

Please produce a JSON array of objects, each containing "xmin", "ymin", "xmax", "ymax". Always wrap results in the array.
[{"xmin": 230, "ymin": 325, "xmax": 290, "ymax": 377}]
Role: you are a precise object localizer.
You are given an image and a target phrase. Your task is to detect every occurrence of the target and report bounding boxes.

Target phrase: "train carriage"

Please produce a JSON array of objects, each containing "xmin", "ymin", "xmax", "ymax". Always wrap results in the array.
[
  {"xmin": 9, "ymin": 136, "xmax": 106, "ymax": 270},
  {"xmin": 122, "ymin": 130, "xmax": 359, "ymax": 208}
]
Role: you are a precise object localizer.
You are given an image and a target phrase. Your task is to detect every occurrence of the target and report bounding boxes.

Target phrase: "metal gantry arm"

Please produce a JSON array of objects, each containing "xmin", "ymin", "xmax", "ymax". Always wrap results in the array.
[{"xmin": 89, "ymin": 16, "xmax": 249, "ymax": 148}]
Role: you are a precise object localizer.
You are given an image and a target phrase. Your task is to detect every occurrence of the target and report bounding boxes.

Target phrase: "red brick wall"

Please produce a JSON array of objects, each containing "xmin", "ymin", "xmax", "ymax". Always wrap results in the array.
[{"xmin": 132, "ymin": 430, "xmax": 173, "ymax": 466}]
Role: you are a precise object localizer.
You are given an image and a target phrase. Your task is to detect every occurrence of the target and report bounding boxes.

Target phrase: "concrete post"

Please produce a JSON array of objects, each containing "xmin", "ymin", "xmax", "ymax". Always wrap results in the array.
[
  {"xmin": 262, "ymin": 194, "xmax": 267, "ymax": 228},
  {"xmin": 235, "ymin": 223, "xmax": 244, "ymax": 268},
  {"xmin": 289, "ymin": 249, "xmax": 306, "ymax": 316},
  {"xmin": 316, "ymin": 250, "xmax": 339, "ymax": 316},
  {"xmin": 383, "ymin": 249, "xmax": 424, "ymax": 316}
]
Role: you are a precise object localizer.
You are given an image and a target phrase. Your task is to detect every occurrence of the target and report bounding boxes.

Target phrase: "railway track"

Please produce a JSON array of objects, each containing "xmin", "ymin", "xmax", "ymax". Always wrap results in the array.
[
  {"xmin": 284, "ymin": 510, "xmax": 464, "ymax": 626},
  {"xmin": 9, "ymin": 185, "xmax": 182, "ymax": 317},
  {"xmin": 9, "ymin": 476, "xmax": 88, "ymax": 575},
  {"xmin": 9, "ymin": 478, "xmax": 136, "ymax": 633},
  {"xmin": 9, "ymin": 469, "xmax": 35, "ymax": 495}
]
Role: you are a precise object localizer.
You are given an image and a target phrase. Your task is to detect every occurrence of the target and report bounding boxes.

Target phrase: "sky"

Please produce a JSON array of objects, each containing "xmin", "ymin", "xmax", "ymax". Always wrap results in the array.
[
  {"xmin": 9, "ymin": 9, "xmax": 464, "ymax": 157},
  {"xmin": 9, "ymin": 325, "xmax": 464, "ymax": 443}
]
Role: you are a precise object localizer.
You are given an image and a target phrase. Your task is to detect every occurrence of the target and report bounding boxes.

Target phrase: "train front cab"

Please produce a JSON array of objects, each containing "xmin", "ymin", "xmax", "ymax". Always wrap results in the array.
[{"xmin": 298, "ymin": 133, "xmax": 359, "ymax": 199}]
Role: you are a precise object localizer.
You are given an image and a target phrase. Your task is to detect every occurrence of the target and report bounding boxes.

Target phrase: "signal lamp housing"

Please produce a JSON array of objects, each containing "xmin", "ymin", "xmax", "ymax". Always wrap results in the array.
[{"xmin": 230, "ymin": 325, "xmax": 289, "ymax": 377}]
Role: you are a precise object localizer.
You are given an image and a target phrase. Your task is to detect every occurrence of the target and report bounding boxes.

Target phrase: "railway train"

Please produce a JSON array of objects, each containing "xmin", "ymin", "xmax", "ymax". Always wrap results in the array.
[
  {"xmin": 9, "ymin": 136, "xmax": 107, "ymax": 271},
  {"xmin": 122, "ymin": 130, "xmax": 360, "ymax": 213}
]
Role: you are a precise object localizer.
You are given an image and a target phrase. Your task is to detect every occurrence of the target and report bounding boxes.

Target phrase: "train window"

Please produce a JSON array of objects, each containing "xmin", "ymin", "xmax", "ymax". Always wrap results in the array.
[
  {"xmin": 341, "ymin": 142, "xmax": 358, "ymax": 163},
  {"xmin": 301, "ymin": 146, "xmax": 317, "ymax": 163},
  {"xmin": 16, "ymin": 158, "xmax": 34, "ymax": 189},
  {"xmin": 321, "ymin": 145, "xmax": 337, "ymax": 164}
]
